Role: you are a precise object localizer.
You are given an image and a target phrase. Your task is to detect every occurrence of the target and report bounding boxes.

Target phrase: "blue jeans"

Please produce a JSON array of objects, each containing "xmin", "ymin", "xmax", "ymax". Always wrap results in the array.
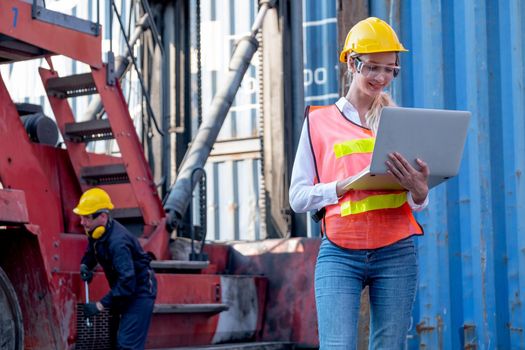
[{"xmin": 315, "ymin": 236, "xmax": 418, "ymax": 350}]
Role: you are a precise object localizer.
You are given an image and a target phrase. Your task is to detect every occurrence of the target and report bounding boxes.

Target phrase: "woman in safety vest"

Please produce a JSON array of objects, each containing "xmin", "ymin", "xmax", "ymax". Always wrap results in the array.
[{"xmin": 289, "ymin": 17, "xmax": 429, "ymax": 349}]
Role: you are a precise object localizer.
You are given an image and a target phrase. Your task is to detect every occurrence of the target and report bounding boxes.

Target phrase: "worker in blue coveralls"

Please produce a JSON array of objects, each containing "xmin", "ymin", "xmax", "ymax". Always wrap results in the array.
[{"xmin": 75, "ymin": 187, "xmax": 157, "ymax": 350}]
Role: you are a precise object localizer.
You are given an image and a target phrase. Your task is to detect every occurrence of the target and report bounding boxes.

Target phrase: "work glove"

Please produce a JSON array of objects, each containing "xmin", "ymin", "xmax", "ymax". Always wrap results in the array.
[
  {"xmin": 80, "ymin": 264, "xmax": 93, "ymax": 283},
  {"xmin": 83, "ymin": 302, "xmax": 100, "ymax": 317}
]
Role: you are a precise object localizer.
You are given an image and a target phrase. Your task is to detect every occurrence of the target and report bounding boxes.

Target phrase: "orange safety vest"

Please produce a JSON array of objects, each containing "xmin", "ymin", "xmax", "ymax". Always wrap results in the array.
[{"xmin": 307, "ymin": 105, "xmax": 423, "ymax": 249}]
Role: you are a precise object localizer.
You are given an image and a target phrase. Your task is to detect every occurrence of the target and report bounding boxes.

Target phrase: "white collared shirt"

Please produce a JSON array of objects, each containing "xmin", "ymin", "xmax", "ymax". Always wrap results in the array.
[{"xmin": 289, "ymin": 97, "xmax": 429, "ymax": 213}]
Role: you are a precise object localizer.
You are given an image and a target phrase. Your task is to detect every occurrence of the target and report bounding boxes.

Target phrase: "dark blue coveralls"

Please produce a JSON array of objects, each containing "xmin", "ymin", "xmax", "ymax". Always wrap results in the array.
[{"xmin": 81, "ymin": 220, "xmax": 157, "ymax": 349}]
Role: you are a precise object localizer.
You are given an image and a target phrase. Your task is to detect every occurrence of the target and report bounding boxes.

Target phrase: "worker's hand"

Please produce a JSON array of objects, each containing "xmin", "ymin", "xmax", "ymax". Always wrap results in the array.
[
  {"xmin": 84, "ymin": 302, "xmax": 101, "ymax": 317},
  {"xmin": 80, "ymin": 264, "xmax": 93, "ymax": 283},
  {"xmin": 386, "ymin": 152, "xmax": 429, "ymax": 204}
]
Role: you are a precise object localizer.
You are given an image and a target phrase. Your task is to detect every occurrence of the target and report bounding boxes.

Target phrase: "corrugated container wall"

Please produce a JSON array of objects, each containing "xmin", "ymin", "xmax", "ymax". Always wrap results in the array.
[{"xmin": 358, "ymin": 1, "xmax": 524, "ymax": 349}]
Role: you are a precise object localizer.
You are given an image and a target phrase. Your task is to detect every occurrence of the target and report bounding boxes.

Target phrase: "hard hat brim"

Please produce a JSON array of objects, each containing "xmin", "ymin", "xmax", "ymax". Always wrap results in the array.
[{"xmin": 73, "ymin": 207, "xmax": 95, "ymax": 216}]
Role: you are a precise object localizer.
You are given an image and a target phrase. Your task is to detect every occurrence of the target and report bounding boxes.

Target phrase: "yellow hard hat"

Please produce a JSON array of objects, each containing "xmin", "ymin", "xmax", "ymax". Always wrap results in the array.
[
  {"xmin": 73, "ymin": 188, "xmax": 114, "ymax": 216},
  {"xmin": 339, "ymin": 17, "xmax": 408, "ymax": 63}
]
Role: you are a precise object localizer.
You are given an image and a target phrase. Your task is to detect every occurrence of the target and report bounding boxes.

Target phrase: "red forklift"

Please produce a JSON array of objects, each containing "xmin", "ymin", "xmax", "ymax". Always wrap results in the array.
[{"xmin": 0, "ymin": 0, "xmax": 318, "ymax": 349}]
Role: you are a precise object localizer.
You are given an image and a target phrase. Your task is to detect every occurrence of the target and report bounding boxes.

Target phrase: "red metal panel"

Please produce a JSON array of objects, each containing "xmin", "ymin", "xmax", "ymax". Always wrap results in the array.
[
  {"xmin": 147, "ymin": 314, "xmax": 220, "ymax": 348},
  {"xmin": 154, "ymin": 274, "xmax": 223, "ymax": 304},
  {"xmin": 0, "ymin": 67, "xmax": 64, "ymax": 272},
  {"xmin": 153, "ymin": 275, "xmax": 229, "ymax": 347},
  {"xmin": 28, "ymin": 144, "xmax": 84, "ymax": 233},
  {"xmin": 229, "ymin": 238, "xmax": 320, "ymax": 347},
  {"xmin": 57, "ymin": 233, "xmax": 88, "ymax": 272},
  {"xmin": 0, "ymin": 0, "xmax": 101, "ymax": 68},
  {"xmin": 0, "ymin": 189, "xmax": 29, "ymax": 224},
  {"xmin": 44, "ymin": 147, "xmax": 83, "ymax": 233},
  {"xmin": 0, "ymin": 69, "xmax": 76, "ymax": 349},
  {"xmin": 202, "ymin": 243, "xmax": 230, "ymax": 274}
]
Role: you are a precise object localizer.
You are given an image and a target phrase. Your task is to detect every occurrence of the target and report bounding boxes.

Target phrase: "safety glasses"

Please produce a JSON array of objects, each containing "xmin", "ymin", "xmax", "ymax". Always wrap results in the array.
[{"xmin": 354, "ymin": 57, "xmax": 400, "ymax": 79}]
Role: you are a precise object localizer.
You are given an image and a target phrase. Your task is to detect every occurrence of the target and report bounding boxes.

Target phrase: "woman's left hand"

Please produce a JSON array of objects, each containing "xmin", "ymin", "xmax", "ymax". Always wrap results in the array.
[{"xmin": 386, "ymin": 152, "xmax": 429, "ymax": 204}]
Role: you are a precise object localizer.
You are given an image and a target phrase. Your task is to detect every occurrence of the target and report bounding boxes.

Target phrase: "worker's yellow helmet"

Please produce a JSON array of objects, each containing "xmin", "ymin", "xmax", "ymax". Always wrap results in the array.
[
  {"xmin": 339, "ymin": 17, "xmax": 408, "ymax": 63},
  {"xmin": 73, "ymin": 188, "xmax": 114, "ymax": 216}
]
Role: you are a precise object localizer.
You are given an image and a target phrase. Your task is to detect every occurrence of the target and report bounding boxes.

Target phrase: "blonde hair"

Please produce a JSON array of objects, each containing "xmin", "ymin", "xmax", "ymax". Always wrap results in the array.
[{"xmin": 365, "ymin": 92, "xmax": 396, "ymax": 134}]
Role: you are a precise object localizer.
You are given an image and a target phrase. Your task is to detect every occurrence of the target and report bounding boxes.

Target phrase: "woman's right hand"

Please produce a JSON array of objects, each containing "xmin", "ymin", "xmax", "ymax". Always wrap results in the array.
[{"xmin": 386, "ymin": 152, "xmax": 429, "ymax": 204}]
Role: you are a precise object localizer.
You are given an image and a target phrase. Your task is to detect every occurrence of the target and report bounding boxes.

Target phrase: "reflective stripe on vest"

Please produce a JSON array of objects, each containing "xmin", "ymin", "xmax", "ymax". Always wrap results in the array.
[
  {"xmin": 340, "ymin": 192, "xmax": 407, "ymax": 216},
  {"xmin": 334, "ymin": 137, "xmax": 375, "ymax": 158}
]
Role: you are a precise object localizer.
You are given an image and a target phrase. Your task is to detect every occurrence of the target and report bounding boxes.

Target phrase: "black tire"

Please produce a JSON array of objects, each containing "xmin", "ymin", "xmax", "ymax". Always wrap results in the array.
[{"xmin": 0, "ymin": 266, "xmax": 24, "ymax": 350}]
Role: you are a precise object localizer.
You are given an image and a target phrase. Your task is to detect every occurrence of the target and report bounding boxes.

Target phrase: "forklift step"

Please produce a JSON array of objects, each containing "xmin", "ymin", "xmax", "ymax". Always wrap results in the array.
[
  {"xmin": 153, "ymin": 303, "xmax": 229, "ymax": 315},
  {"xmin": 80, "ymin": 164, "xmax": 129, "ymax": 185},
  {"xmin": 65, "ymin": 119, "xmax": 113, "ymax": 142},
  {"xmin": 148, "ymin": 342, "xmax": 295, "ymax": 350},
  {"xmin": 46, "ymin": 72, "xmax": 97, "ymax": 98},
  {"xmin": 150, "ymin": 260, "xmax": 209, "ymax": 272}
]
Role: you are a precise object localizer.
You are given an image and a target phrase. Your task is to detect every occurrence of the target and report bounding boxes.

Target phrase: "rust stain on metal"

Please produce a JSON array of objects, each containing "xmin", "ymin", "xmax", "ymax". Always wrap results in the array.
[
  {"xmin": 416, "ymin": 320, "xmax": 435, "ymax": 333},
  {"xmin": 463, "ymin": 323, "xmax": 477, "ymax": 350},
  {"xmin": 227, "ymin": 202, "xmax": 238, "ymax": 212}
]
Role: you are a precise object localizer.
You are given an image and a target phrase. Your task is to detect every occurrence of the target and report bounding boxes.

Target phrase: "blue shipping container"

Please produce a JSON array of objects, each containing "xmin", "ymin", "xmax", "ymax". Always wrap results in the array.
[{"xmin": 302, "ymin": 0, "xmax": 525, "ymax": 348}]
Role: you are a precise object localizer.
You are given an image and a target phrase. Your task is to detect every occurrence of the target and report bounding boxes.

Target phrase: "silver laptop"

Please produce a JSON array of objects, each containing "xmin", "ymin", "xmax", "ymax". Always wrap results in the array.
[{"xmin": 343, "ymin": 106, "xmax": 471, "ymax": 191}]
